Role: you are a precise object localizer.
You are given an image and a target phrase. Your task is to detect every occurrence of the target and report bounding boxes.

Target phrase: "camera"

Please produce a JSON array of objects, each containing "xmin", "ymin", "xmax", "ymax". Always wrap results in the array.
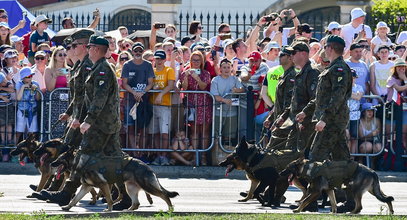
[
  {"xmin": 284, "ymin": 10, "xmax": 291, "ymax": 16},
  {"xmin": 154, "ymin": 23, "xmax": 166, "ymax": 29},
  {"xmin": 173, "ymin": 47, "xmax": 178, "ymax": 51},
  {"xmin": 213, "ymin": 46, "xmax": 224, "ymax": 53},
  {"xmin": 264, "ymin": 16, "xmax": 274, "ymax": 22}
]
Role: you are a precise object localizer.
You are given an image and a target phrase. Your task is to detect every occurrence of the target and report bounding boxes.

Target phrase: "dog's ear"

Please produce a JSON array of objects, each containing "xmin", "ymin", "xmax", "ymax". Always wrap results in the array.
[
  {"xmin": 27, "ymin": 133, "xmax": 36, "ymax": 142},
  {"xmin": 239, "ymin": 136, "xmax": 248, "ymax": 149}
]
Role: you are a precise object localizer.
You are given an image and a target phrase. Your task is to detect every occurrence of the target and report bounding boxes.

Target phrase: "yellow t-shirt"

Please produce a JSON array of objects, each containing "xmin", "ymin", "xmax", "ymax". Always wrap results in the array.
[{"xmin": 151, "ymin": 66, "xmax": 175, "ymax": 106}]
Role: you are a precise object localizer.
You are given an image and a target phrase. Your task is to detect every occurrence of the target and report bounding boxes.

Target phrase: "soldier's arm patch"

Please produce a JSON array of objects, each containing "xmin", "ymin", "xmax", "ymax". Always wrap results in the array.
[
  {"xmin": 337, "ymin": 68, "xmax": 343, "ymax": 72},
  {"xmin": 99, "ymin": 71, "xmax": 105, "ymax": 75},
  {"xmin": 86, "ymin": 67, "xmax": 92, "ymax": 71},
  {"xmin": 338, "ymin": 76, "xmax": 343, "ymax": 82},
  {"xmin": 99, "ymin": 80, "xmax": 104, "ymax": 86}
]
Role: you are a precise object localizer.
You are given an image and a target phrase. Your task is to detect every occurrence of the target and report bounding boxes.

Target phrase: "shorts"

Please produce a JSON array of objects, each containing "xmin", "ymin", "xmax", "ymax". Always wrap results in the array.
[
  {"xmin": 215, "ymin": 115, "xmax": 238, "ymax": 139},
  {"xmin": 16, "ymin": 110, "xmax": 38, "ymax": 133},
  {"xmin": 148, "ymin": 105, "xmax": 171, "ymax": 134},
  {"xmin": 348, "ymin": 120, "xmax": 359, "ymax": 138},
  {"xmin": 123, "ymin": 95, "xmax": 152, "ymax": 127}
]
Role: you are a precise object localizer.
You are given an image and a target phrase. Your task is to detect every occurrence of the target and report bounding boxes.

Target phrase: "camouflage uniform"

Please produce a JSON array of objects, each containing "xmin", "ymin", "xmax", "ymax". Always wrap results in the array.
[
  {"xmin": 80, "ymin": 57, "xmax": 122, "ymax": 156},
  {"xmin": 303, "ymin": 55, "xmax": 352, "ymax": 162},
  {"xmin": 280, "ymin": 61, "xmax": 319, "ymax": 151},
  {"xmin": 266, "ymin": 66, "xmax": 296, "ymax": 150}
]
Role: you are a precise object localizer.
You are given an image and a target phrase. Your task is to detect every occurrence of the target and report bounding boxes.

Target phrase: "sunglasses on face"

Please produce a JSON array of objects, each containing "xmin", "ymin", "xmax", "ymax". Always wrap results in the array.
[
  {"xmin": 332, "ymin": 28, "xmax": 341, "ymax": 31},
  {"xmin": 25, "ymin": 75, "xmax": 33, "ymax": 78},
  {"xmin": 133, "ymin": 49, "xmax": 143, "ymax": 53},
  {"xmin": 44, "ymin": 50, "xmax": 52, "ymax": 54},
  {"xmin": 122, "ymin": 44, "xmax": 130, "ymax": 49},
  {"xmin": 35, "ymin": 57, "xmax": 45, "ymax": 60},
  {"xmin": 120, "ymin": 57, "xmax": 129, "ymax": 61},
  {"xmin": 65, "ymin": 46, "xmax": 72, "ymax": 50},
  {"xmin": 58, "ymin": 53, "xmax": 67, "ymax": 57},
  {"xmin": 197, "ymin": 26, "xmax": 203, "ymax": 30},
  {"xmin": 0, "ymin": 15, "xmax": 8, "ymax": 19},
  {"xmin": 389, "ymin": 57, "xmax": 397, "ymax": 61}
]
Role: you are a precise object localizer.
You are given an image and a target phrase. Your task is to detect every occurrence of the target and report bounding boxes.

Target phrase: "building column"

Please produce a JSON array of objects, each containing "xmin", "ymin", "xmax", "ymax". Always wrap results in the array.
[
  {"xmin": 148, "ymin": 0, "xmax": 181, "ymax": 25},
  {"xmin": 337, "ymin": 0, "xmax": 370, "ymax": 24}
]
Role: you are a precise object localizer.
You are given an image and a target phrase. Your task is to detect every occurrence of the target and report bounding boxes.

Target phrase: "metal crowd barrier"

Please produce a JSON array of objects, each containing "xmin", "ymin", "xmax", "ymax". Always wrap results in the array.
[
  {"xmin": 48, "ymin": 88, "xmax": 70, "ymax": 140},
  {"xmin": 0, "ymin": 88, "xmax": 45, "ymax": 151}
]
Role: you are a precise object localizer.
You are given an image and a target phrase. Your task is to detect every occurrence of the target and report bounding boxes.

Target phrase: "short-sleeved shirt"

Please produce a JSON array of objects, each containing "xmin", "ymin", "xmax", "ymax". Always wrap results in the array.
[
  {"xmin": 372, "ymin": 61, "xmax": 394, "ymax": 96},
  {"xmin": 263, "ymin": 28, "xmax": 291, "ymax": 46},
  {"xmin": 121, "ymin": 60, "xmax": 155, "ymax": 103},
  {"xmin": 387, "ymin": 76, "xmax": 403, "ymax": 102},
  {"xmin": 28, "ymin": 30, "xmax": 51, "ymax": 58},
  {"xmin": 371, "ymin": 36, "xmax": 393, "ymax": 54},
  {"xmin": 232, "ymin": 57, "xmax": 249, "ymax": 71},
  {"xmin": 240, "ymin": 62, "xmax": 269, "ymax": 92},
  {"xmin": 348, "ymin": 84, "xmax": 364, "ymax": 120},
  {"xmin": 341, "ymin": 23, "xmax": 372, "ymax": 49},
  {"xmin": 15, "ymin": 80, "xmax": 39, "ymax": 111},
  {"xmin": 151, "ymin": 66, "xmax": 175, "ymax": 106},
  {"xmin": 345, "ymin": 60, "xmax": 370, "ymax": 93},
  {"xmin": 210, "ymin": 75, "xmax": 243, "ymax": 117}
]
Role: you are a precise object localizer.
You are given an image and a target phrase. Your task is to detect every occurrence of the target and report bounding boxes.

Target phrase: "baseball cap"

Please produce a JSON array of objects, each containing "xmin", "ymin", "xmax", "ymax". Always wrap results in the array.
[
  {"xmin": 291, "ymin": 41, "xmax": 309, "ymax": 53},
  {"xmin": 263, "ymin": 41, "xmax": 280, "ymax": 53},
  {"xmin": 34, "ymin": 51, "xmax": 46, "ymax": 57},
  {"xmin": 350, "ymin": 43, "xmax": 363, "ymax": 51},
  {"xmin": 0, "ymin": 22, "xmax": 10, "ymax": 29},
  {"xmin": 327, "ymin": 22, "xmax": 341, "ymax": 31},
  {"xmin": 181, "ymin": 36, "xmax": 192, "ymax": 46},
  {"xmin": 3, "ymin": 49, "xmax": 17, "ymax": 59},
  {"xmin": 298, "ymin": 23, "xmax": 314, "ymax": 33},
  {"xmin": 154, "ymin": 49, "xmax": 166, "ymax": 59},
  {"xmin": 397, "ymin": 31, "xmax": 407, "ymax": 44},
  {"xmin": 248, "ymin": 51, "xmax": 262, "ymax": 61},
  {"xmin": 163, "ymin": 37, "xmax": 176, "ymax": 44},
  {"xmin": 190, "ymin": 42, "xmax": 204, "ymax": 51},
  {"xmin": 0, "ymin": 44, "xmax": 12, "ymax": 53},
  {"xmin": 34, "ymin": 14, "xmax": 52, "ymax": 26},
  {"xmin": 223, "ymin": 39, "xmax": 234, "ymax": 49},
  {"xmin": 0, "ymin": 72, "xmax": 6, "ymax": 84},
  {"xmin": 132, "ymin": 42, "xmax": 145, "ymax": 51},
  {"xmin": 351, "ymin": 8, "xmax": 366, "ymax": 21},
  {"xmin": 279, "ymin": 46, "xmax": 294, "ymax": 56},
  {"xmin": 10, "ymin": 35, "xmax": 23, "ymax": 42},
  {"xmin": 19, "ymin": 67, "xmax": 34, "ymax": 79}
]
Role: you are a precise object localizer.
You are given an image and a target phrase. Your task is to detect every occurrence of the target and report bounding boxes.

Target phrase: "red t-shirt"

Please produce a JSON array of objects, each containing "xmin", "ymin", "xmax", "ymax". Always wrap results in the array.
[
  {"xmin": 111, "ymin": 53, "xmax": 119, "ymax": 62},
  {"xmin": 204, "ymin": 61, "xmax": 217, "ymax": 79},
  {"xmin": 22, "ymin": 31, "xmax": 32, "ymax": 57}
]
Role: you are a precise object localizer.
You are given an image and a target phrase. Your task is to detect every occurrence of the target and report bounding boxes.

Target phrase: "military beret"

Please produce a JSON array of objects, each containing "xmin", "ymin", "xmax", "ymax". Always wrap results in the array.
[
  {"xmin": 326, "ymin": 35, "xmax": 345, "ymax": 47},
  {"xmin": 291, "ymin": 41, "xmax": 309, "ymax": 53},
  {"xmin": 71, "ymin": 29, "xmax": 95, "ymax": 41},
  {"xmin": 88, "ymin": 35, "xmax": 109, "ymax": 47}
]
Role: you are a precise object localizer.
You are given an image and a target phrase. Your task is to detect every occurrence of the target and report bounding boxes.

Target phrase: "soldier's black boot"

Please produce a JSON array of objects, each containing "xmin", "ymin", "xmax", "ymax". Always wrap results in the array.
[
  {"xmin": 112, "ymin": 192, "xmax": 132, "ymax": 210},
  {"xmin": 336, "ymin": 201, "xmax": 355, "ymax": 213},
  {"xmin": 29, "ymin": 184, "xmax": 37, "ymax": 191},
  {"xmin": 34, "ymin": 179, "xmax": 80, "ymax": 206},
  {"xmin": 289, "ymin": 201, "xmax": 318, "ymax": 212}
]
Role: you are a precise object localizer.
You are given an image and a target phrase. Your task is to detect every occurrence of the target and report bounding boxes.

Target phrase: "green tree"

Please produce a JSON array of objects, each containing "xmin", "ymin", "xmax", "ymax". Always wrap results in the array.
[{"xmin": 371, "ymin": 0, "xmax": 407, "ymax": 31}]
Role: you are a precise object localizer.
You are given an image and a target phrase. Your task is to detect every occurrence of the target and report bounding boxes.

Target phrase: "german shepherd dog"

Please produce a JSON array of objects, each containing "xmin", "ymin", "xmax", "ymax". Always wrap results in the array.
[
  {"xmin": 219, "ymin": 137, "xmax": 301, "ymax": 207},
  {"xmin": 57, "ymin": 152, "xmax": 178, "ymax": 212},
  {"xmin": 280, "ymin": 159, "xmax": 394, "ymax": 214},
  {"xmin": 9, "ymin": 134, "xmax": 56, "ymax": 193}
]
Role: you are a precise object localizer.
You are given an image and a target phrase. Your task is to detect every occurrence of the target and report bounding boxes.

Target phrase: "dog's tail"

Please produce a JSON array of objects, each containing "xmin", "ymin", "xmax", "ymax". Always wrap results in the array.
[
  {"xmin": 372, "ymin": 174, "xmax": 394, "ymax": 203},
  {"xmin": 162, "ymin": 188, "xmax": 179, "ymax": 198}
]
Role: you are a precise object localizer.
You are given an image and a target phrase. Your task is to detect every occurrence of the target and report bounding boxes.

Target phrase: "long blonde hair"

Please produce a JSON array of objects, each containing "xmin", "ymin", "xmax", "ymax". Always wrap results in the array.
[{"xmin": 48, "ymin": 46, "xmax": 68, "ymax": 72}]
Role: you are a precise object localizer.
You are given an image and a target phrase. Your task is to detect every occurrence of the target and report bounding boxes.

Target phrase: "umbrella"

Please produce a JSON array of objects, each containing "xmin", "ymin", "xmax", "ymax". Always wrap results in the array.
[{"xmin": 51, "ymin": 28, "xmax": 104, "ymax": 45}]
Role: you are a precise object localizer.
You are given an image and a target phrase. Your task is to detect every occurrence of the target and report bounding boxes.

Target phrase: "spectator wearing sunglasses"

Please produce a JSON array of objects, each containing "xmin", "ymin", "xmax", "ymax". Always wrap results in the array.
[
  {"xmin": 296, "ymin": 23, "xmax": 314, "ymax": 40},
  {"xmin": 37, "ymin": 43, "xmax": 52, "ymax": 63},
  {"xmin": 208, "ymin": 23, "xmax": 232, "ymax": 47},
  {"xmin": 0, "ymin": 9, "xmax": 26, "ymax": 36},
  {"xmin": 341, "ymin": 8, "xmax": 373, "ymax": 50},
  {"xmin": 61, "ymin": 8, "xmax": 100, "ymax": 30},
  {"xmin": 371, "ymin": 22, "xmax": 393, "ymax": 54},
  {"xmin": 320, "ymin": 22, "xmax": 341, "ymax": 46},
  {"xmin": 30, "ymin": 51, "xmax": 47, "ymax": 92},
  {"xmin": 263, "ymin": 9, "xmax": 299, "ymax": 47},
  {"xmin": 1, "ymin": 49, "xmax": 20, "ymax": 85},
  {"xmin": 189, "ymin": 21, "xmax": 207, "ymax": 43},
  {"xmin": 346, "ymin": 43, "xmax": 371, "ymax": 98},
  {"xmin": 104, "ymin": 35, "xmax": 119, "ymax": 65},
  {"xmin": 44, "ymin": 46, "xmax": 69, "ymax": 92}
]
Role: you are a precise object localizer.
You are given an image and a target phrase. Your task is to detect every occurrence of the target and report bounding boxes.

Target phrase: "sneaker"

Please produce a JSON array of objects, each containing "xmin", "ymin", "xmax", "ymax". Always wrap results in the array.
[
  {"xmin": 151, "ymin": 156, "xmax": 161, "ymax": 165},
  {"xmin": 160, "ymin": 156, "xmax": 170, "ymax": 166}
]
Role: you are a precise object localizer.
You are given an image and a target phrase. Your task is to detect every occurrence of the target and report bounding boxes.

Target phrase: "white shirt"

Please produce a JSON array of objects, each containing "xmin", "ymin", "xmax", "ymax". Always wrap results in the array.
[
  {"xmin": 263, "ymin": 28, "xmax": 291, "ymax": 46},
  {"xmin": 30, "ymin": 65, "xmax": 46, "ymax": 92},
  {"xmin": 341, "ymin": 23, "xmax": 373, "ymax": 49},
  {"xmin": 371, "ymin": 36, "xmax": 392, "ymax": 53},
  {"xmin": 265, "ymin": 59, "xmax": 280, "ymax": 69},
  {"xmin": 372, "ymin": 61, "xmax": 394, "ymax": 96}
]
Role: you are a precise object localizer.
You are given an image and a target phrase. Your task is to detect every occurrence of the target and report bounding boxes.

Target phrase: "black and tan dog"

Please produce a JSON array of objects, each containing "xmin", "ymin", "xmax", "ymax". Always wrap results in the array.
[
  {"xmin": 280, "ymin": 158, "xmax": 394, "ymax": 214},
  {"xmin": 58, "ymin": 152, "xmax": 178, "ymax": 212},
  {"xmin": 219, "ymin": 137, "xmax": 303, "ymax": 207},
  {"xmin": 10, "ymin": 134, "xmax": 58, "ymax": 193}
]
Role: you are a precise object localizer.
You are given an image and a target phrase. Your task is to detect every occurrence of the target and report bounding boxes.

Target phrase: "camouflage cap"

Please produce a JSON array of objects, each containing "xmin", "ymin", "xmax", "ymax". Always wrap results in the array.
[
  {"xmin": 71, "ymin": 29, "xmax": 95, "ymax": 42},
  {"xmin": 326, "ymin": 35, "xmax": 345, "ymax": 47},
  {"xmin": 88, "ymin": 35, "xmax": 109, "ymax": 47},
  {"xmin": 291, "ymin": 41, "xmax": 309, "ymax": 53},
  {"xmin": 281, "ymin": 46, "xmax": 294, "ymax": 55}
]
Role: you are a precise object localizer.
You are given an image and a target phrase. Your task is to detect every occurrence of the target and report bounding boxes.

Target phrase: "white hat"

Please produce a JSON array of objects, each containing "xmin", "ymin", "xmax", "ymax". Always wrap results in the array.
[
  {"xmin": 0, "ymin": 22, "xmax": 10, "ymax": 29},
  {"xmin": 3, "ymin": 49, "xmax": 18, "ymax": 59},
  {"xmin": 397, "ymin": 31, "xmax": 407, "ymax": 44},
  {"xmin": 222, "ymin": 39, "xmax": 233, "ymax": 49},
  {"xmin": 34, "ymin": 14, "xmax": 52, "ymax": 26},
  {"xmin": 327, "ymin": 22, "xmax": 341, "ymax": 31},
  {"xmin": 376, "ymin": 21, "xmax": 390, "ymax": 33},
  {"xmin": 351, "ymin": 8, "xmax": 366, "ymax": 21},
  {"xmin": 263, "ymin": 41, "xmax": 280, "ymax": 53},
  {"xmin": 10, "ymin": 35, "xmax": 23, "ymax": 42}
]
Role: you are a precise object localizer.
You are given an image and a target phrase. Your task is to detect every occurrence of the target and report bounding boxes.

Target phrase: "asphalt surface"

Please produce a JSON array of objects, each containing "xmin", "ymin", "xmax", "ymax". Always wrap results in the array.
[{"xmin": 0, "ymin": 162, "xmax": 406, "ymax": 216}]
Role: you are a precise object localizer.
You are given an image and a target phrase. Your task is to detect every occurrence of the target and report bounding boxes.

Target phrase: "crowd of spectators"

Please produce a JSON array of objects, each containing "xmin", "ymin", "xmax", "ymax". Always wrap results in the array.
[{"xmin": 1, "ymin": 7, "xmax": 407, "ymax": 168}]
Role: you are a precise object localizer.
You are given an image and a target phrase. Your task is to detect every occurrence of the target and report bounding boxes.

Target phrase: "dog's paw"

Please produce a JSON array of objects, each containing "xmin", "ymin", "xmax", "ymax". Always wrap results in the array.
[
  {"xmin": 103, "ymin": 208, "xmax": 112, "ymax": 212},
  {"xmin": 128, "ymin": 203, "xmax": 140, "ymax": 210},
  {"xmin": 293, "ymin": 208, "xmax": 301, "ymax": 213},
  {"xmin": 238, "ymin": 198, "xmax": 249, "ymax": 202}
]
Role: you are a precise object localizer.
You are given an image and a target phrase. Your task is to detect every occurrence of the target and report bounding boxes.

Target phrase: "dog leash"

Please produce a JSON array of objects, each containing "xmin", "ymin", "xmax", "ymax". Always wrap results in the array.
[{"xmin": 49, "ymin": 119, "xmax": 64, "ymax": 138}]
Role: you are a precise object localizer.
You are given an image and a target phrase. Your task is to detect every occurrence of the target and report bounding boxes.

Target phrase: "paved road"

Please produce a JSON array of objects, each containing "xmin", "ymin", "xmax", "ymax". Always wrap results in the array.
[{"xmin": 0, "ymin": 175, "xmax": 405, "ymax": 215}]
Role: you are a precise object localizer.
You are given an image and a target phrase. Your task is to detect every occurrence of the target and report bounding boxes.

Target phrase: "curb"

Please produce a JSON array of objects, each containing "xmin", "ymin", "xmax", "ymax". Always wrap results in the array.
[{"xmin": 0, "ymin": 162, "xmax": 406, "ymax": 182}]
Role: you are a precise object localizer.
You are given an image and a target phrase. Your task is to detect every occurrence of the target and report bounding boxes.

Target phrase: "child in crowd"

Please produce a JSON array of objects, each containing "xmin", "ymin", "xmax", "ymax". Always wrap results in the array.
[
  {"xmin": 170, "ymin": 130, "xmax": 194, "ymax": 165},
  {"xmin": 347, "ymin": 69, "xmax": 364, "ymax": 158},
  {"xmin": 28, "ymin": 15, "xmax": 51, "ymax": 64},
  {"xmin": 0, "ymin": 72, "xmax": 15, "ymax": 161},
  {"xmin": 15, "ymin": 67, "xmax": 41, "ymax": 143}
]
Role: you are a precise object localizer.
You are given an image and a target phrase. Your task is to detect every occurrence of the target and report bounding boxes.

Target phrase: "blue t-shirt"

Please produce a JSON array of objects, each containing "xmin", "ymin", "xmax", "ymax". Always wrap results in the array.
[
  {"xmin": 15, "ymin": 80, "xmax": 39, "ymax": 111},
  {"xmin": 28, "ymin": 30, "xmax": 50, "ymax": 58},
  {"xmin": 121, "ymin": 60, "xmax": 155, "ymax": 103},
  {"xmin": 346, "ymin": 59, "xmax": 370, "ymax": 93}
]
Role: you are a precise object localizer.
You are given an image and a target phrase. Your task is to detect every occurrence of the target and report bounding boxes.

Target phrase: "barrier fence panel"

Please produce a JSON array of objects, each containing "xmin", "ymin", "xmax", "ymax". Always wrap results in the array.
[
  {"xmin": 120, "ymin": 90, "xmax": 216, "ymax": 166},
  {"xmin": 47, "ymin": 88, "xmax": 70, "ymax": 140}
]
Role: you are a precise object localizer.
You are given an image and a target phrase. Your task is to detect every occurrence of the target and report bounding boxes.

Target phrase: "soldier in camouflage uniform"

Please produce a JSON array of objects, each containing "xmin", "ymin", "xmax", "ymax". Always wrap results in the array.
[
  {"xmin": 263, "ymin": 46, "xmax": 297, "ymax": 150},
  {"xmin": 59, "ymin": 30, "xmax": 95, "ymax": 149},
  {"xmin": 298, "ymin": 35, "xmax": 352, "ymax": 162},
  {"xmin": 35, "ymin": 35, "xmax": 125, "ymax": 207},
  {"xmin": 275, "ymin": 42, "xmax": 319, "ymax": 152}
]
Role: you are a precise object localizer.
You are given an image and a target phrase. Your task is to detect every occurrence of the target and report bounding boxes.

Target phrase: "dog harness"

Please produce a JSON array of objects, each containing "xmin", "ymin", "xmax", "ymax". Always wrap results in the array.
[
  {"xmin": 301, "ymin": 160, "xmax": 359, "ymax": 188},
  {"xmin": 247, "ymin": 149, "xmax": 302, "ymax": 173}
]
